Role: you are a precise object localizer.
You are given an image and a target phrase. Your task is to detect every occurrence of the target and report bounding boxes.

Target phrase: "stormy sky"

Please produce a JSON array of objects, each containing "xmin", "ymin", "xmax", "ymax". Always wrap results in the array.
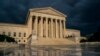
[{"xmin": 0, "ymin": 0, "xmax": 100, "ymax": 36}]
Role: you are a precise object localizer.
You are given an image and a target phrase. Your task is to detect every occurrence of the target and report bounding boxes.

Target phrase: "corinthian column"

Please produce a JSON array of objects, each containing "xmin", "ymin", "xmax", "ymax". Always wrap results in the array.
[
  {"xmin": 56, "ymin": 19, "xmax": 58, "ymax": 38},
  {"xmin": 35, "ymin": 16, "xmax": 38, "ymax": 36},
  {"xmin": 46, "ymin": 18, "xmax": 48, "ymax": 38},
  {"xmin": 63, "ymin": 20, "xmax": 66, "ymax": 38},
  {"xmin": 51, "ymin": 19, "xmax": 53, "ymax": 38},
  {"xmin": 53, "ymin": 19, "xmax": 56, "ymax": 38},
  {"xmin": 58, "ymin": 20, "xmax": 60, "ymax": 38},
  {"xmin": 40, "ymin": 17, "xmax": 43, "ymax": 37},
  {"xmin": 38, "ymin": 17, "xmax": 41, "ymax": 37},
  {"xmin": 60, "ymin": 20, "xmax": 63, "ymax": 38}
]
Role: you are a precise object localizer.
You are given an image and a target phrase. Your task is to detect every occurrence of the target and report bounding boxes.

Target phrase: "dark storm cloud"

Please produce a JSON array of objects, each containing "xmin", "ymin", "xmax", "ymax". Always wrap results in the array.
[
  {"xmin": 73, "ymin": 0, "xmax": 100, "ymax": 35},
  {"xmin": 0, "ymin": 0, "xmax": 30, "ymax": 23},
  {"xmin": 75, "ymin": 0, "xmax": 100, "ymax": 22},
  {"xmin": 0, "ymin": 0, "xmax": 78, "ymax": 23},
  {"xmin": 0, "ymin": 0, "xmax": 100, "ymax": 35}
]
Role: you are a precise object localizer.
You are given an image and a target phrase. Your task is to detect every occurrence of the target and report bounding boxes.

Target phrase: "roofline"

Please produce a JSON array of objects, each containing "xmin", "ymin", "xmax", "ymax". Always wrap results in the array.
[
  {"xmin": 25, "ymin": 10, "xmax": 30, "ymax": 25},
  {"xmin": 29, "ymin": 7, "xmax": 67, "ymax": 17},
  {"xmin": 66, "ymin": 29, "xmax": 80, "ymax": 32},
  {"xmin": 0, "ymin": 22, "xmax": 27, "ymax": 27}
]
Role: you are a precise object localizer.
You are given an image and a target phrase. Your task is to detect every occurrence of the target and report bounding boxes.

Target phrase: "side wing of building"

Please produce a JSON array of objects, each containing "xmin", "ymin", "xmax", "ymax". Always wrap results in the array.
[{"xmin": 0, "ymin": 20, "xmax": 32, "ymax": 44}]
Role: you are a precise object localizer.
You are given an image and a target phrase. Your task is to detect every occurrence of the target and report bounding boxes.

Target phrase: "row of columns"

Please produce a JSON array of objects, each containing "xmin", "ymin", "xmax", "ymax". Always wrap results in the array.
[{"xmin": 32, "ymin": 16, "xmax": 65, "ymax": 39}]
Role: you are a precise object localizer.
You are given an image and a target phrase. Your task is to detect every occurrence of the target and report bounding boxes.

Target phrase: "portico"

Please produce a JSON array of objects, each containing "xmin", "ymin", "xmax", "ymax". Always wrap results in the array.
[
  {"xmin": 32, "ymin": 16, "xmax": 65, "ymax": 39},
  {"xmin": 29, "ymin": 7, "xmax": 68, "ymax": 45}
]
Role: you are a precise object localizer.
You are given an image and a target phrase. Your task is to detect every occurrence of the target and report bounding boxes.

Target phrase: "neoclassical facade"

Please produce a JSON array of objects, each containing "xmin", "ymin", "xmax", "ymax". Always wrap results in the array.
[
  {"xmin": 0, "ymin": 7, "xmax": 80, "ymax": 45},
  {"xmin": 30, "ymin": 7, "xmax": 68, "ymax": 45}
]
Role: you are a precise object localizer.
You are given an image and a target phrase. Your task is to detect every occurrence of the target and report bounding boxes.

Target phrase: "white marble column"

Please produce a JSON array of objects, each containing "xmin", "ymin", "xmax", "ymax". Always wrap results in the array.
[
  {"xmin": 40, "ymin": 17, "xmax": 43, "ymax": 37},
  {"xmin": 48, "ymin": 19, "xmax": 50, "ymax": 38},
  {"xmin": 35, "ymin": 16, "xmax": 38, "ymax": 36},
  {"xmin": 43, "ymin": 18, "xmax": 45, "ymax": 37},
  {"xmin": 46, "ymin": 18, "xmax": 48, "ymax": 38},
  {"xmin": 51, "ymin": 19, "xmax": 53, "ymax": 38},
  {"xmin": 56, "ymin": 19, "xmax": 58, "ymax": 38},
  {"xmin": 37, "ymin": 18, "xmax": 39, "ymax": 37},
  {"xmin": 60, "ymin": 20, "xmax": 63, "ymax": 38},
  {"xmin": 53, "ymin": 19, "xmax": 56, "ymax": 38},
  {"xmin": 38, "ymin": 17, "xmax": 41, "ymax": 37},
  {"xmin": 49, "ymin": 19, "xmax": 51, "ymax": 38},
  {"xmin": 58, "ymin": 20, "xmax": 60, "ymax": 38},
  {"xmin": 63, "ymin": 20, "xmax": 66, "ymax": 38}
]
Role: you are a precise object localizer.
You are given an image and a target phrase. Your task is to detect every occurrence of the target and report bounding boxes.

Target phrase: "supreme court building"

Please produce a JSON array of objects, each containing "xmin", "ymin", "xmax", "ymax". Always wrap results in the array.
[{"xmin": 0, "ymin": 7, "xmax": 80, "ymax": 45}]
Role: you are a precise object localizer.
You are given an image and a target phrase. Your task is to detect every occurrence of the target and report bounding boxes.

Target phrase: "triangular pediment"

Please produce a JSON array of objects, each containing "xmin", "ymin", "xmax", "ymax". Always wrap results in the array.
[{"xmin": 29, "ymin": 7, "xmax": 66, "ymax": 17}]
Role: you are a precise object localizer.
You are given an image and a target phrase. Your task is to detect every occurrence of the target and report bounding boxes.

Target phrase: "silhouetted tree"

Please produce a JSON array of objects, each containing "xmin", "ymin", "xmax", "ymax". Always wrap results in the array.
[
  {"xmin": 80, "ymin": 39, "xmax": 88, "ymax": 42},
  {"xmin": 0, "ymin": 35, "xmax": 16, "ymax": 42},
  {"xmin": 88, "ymin": 27, "xmax": 100, "ymax": 42}
]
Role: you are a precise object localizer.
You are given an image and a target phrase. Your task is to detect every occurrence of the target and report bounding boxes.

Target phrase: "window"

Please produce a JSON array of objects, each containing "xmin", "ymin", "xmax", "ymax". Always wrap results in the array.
[
  {"xmin": 19, "ymin": 32, "xmax": 21, "ymax": 37},
  {"xmin": 24, "ymin": 33, "xmax": 26, "ymax": 37},
  {"xmin": 24, "ymin": 40, "xmax": 25, "ymax": 42},
  {"xmin": 19, "ymin": 40, "xmax": 20, "ymax": 42},
  {"xmin": 8, "ymin": 32, "xmax": 11, "ymax": 36},
  {"xmin": 72, "ymin": 34, "xmax": 75, "ymax": 37},
  {"xmin": 14, "ymin": 32, "xmax": 16, "ymax": 37},
  {"xmin": 2, "ymin": 32, "xmax": 5, "ymax": 35},
  {"xmin": 43, "ymin": 35, "xmax": 46, "ymax": 38}
]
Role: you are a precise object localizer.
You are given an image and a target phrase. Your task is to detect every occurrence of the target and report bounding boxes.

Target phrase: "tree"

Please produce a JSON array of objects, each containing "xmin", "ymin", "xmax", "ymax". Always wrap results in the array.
[
  {"xmin": 88, "ymin": 27, "xmax": 100, "ymax": 42},
  {"xmin": 0, "ymin": 35, "xmax": 16, "ymax": 42}
]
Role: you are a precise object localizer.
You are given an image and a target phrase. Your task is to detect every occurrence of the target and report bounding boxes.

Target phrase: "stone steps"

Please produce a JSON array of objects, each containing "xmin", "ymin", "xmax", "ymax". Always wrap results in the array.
[{"xmin": 31, "ymin": 38, "xmax": 77, "ymax": 45}]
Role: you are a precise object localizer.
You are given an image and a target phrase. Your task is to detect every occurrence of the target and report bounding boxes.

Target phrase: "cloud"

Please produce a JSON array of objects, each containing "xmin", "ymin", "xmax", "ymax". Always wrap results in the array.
[{"xmin": 0, "ymin": 0, "xmax": 100, "ymax": 35}]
